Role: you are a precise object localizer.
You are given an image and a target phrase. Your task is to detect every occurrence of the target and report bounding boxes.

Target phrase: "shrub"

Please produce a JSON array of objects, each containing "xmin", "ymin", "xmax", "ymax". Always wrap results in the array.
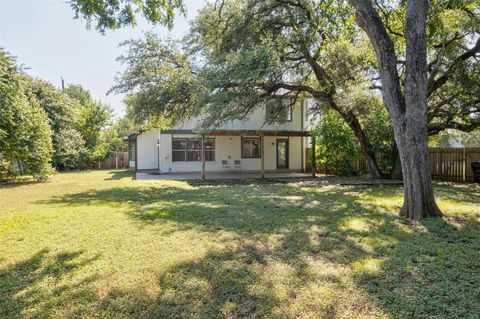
[{"xmin": 314, "ymin": 110, "xmax": 361, "ymax": 176}]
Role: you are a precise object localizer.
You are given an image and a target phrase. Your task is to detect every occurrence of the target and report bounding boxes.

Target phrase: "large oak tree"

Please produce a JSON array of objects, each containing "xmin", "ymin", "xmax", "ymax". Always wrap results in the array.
[
  {"xmin": 349, "ymin": 0, "xmax": 443, "ymax": 219},
  {"xmin": 68, "ymin": 0, "xmax": 479, "ymax": 219}
]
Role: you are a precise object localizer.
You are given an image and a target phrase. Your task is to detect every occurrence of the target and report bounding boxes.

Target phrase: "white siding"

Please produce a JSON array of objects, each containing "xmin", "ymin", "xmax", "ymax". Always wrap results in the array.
[
  {"xmin": 135, "ymin": 98, "xmax": 319, "ymax": 172},
  {"xmin": 137, "ymin": 130, "xmax": 159, "ymax": 170},
  {"xmin": 176, "ymin": 102, "xmax": 305, "ymax": 132},
  {"xmin": 158, "ymin": 134, "xmax": 304, "ymax": 173}
]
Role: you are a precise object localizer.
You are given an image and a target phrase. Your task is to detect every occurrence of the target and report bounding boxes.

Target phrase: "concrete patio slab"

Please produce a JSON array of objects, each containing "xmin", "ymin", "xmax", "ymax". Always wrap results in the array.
[{"xmin": 136, "ymin": 171, "xmax": 312, "ymax": 181}]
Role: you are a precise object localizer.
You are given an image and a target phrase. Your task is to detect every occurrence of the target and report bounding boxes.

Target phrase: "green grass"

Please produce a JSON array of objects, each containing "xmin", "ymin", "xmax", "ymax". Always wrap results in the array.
[{"xmin": 1, "ymin": 170, "xmax": 479, "ymax": 319}]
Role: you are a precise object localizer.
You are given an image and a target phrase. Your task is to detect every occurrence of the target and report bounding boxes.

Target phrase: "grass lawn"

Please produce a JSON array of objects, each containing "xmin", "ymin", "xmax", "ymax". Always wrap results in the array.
[{"xmin": 1, "ymin": 170, "xmax": 479, "ymax": 319}]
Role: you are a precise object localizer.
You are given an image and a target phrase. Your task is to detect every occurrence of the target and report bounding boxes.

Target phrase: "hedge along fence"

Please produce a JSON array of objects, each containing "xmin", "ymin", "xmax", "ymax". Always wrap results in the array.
[
  {"xmin": 306, "ymin": 147, "xmax": 480, "ymax": 182},
  {"xmin": 89, "ymin": 152, "xmax": 129, "ymax": 170},
  {"xmin": 304, "ymin": 148, "xmax": 370, "ymax": 175}
]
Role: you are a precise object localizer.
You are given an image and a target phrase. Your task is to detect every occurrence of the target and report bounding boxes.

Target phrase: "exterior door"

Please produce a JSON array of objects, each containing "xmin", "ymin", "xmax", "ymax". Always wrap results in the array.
[{"xmin": 276, "ymin": 139, "xmax": 289, "ymax": 169}]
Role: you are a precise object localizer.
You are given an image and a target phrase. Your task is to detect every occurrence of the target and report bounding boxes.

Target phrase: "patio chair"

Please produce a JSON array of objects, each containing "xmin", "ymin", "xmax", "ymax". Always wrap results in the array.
[
  {"xmin": 233, "ymin": 160, "xmax": 241, "ymax": 172},
  {"xmin": 221, "ymin": 160, "xmax": 231, "ymax": 171}
]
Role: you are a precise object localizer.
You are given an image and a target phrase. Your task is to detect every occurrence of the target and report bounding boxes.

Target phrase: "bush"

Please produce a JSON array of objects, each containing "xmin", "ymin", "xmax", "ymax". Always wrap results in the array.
[
  {"xmin": 314, "ymin": 110, "xmax": 361, "ymax": 176},
  {"xmin": 361, "ymin": 102, "xmax": 396, "ymax": 174},
  {"xmin": 53, "ymin": 128, "xmax": 88, "ymax": 170}
]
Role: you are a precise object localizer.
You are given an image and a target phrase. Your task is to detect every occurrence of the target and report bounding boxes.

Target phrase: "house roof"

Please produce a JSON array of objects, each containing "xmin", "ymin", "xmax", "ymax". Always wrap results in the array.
[
  {"xmin": 161, "ymin": 129, "xmax": 310, "ymax": 136},
  {"xmin": 123, "ymin": 133, "xmax": 138, "ymax": 141}
]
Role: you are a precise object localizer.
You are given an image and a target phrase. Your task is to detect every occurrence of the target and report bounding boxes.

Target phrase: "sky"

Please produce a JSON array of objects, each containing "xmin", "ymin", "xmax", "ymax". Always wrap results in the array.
[{"xmin": 0, "ymin": 0, "xmax": 205, "ymax": 118}]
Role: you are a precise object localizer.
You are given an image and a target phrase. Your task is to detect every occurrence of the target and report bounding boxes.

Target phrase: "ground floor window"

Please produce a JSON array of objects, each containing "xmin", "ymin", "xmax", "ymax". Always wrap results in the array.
[
  {"xmin": 172, "ymin": 138, "xmax": 187, "ymax": 162},
  {"xmin": 187, "ymin": 139, "xmax": 201, "ymax": 161},
  {"xmin": 242, "ymin": 137, "xmax": 261, "ymax": 158},
  {"xmin": 172, "ymin": 137, "xmax": 215, "ymax": 162}
]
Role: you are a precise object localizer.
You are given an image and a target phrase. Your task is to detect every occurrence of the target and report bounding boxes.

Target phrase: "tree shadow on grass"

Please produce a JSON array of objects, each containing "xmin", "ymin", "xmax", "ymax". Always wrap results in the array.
[
  {"xmin": 355, "ymin": 217, "xmax": 480, "ymax": 318},
  {"xmin": 35, "ymin": 181, "xmax": 480, "ymax": 318},
  {"xmin": 0, "ymin": 249, "xmax": 100, "ymax": 319},
  {"xmin": 433, "ymin": 182, "xmax": 480, "ymax": 206},
  {"xmin": 105, "ymin": 170, "xmax": 135, "ymax": 180},
  {"xmin": 0, "ymin": 180, "xmax": 38, "ymax": 189},
  {"xmin": 106, "ymin": 245, "xmax": 281, "ymax": 318}
]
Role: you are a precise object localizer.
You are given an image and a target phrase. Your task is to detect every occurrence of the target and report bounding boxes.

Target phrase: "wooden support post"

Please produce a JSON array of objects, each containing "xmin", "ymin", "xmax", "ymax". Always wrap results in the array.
[
  {"xmin": 201, "ymin": 135, "xmax": 206, "ymax": 180},
  {"xmin": 115, "ymin": 155, "xmax": 118, "ymax": 170},
  {"xmin": 261, "ymin": 134, "xmax": 265, "ymax": 178},
  {"xmin": 300, "ymin": 100, "xmax": 305, "ymax": 173},
  {"xmin": 311, "ymin": 136, "xmax": 316, "ymax": 178},
  {"xmin": 301, "ymin": 136, "xmax": 305, "ymax": 173}
]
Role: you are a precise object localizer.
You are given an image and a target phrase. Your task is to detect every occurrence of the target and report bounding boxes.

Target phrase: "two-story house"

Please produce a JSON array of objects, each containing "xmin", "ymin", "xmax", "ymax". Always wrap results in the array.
[{"xmin": 127, "ymin": 97, "xmax": 318, "ymax": 176}]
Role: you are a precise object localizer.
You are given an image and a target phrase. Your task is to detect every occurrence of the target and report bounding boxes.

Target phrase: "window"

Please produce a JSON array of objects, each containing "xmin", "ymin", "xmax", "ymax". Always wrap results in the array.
[
  {"xmin": 266, "ymin": 98, "xmax": 293, "ymax": 123},
  {"xmin": 242, "ymin": 137, "xmax": 261, "ymax": 158},
  {"xmin": 187, "ymin": 139, "xmax": 201, "ymax": 161},
  {"xmin": 172, "ymin": 138, "xmax": 186, "ymax": 162},
  {"xmin": 172, "ymin": 137, "xmax": 215, "ymax": 162}
]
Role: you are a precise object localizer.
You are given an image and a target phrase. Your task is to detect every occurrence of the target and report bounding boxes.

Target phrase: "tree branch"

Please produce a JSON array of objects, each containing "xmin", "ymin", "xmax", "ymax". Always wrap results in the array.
[
  {"xmin": 428, "ymin": 37, "xmax": 480, "ymax": 97},
  {"xmin": 428, "ymin": 120, "xmax": 480, "ymax": 135},
  {"xmin": 349, "ymin": 0, "xmax": 405, "ymax": 117}
]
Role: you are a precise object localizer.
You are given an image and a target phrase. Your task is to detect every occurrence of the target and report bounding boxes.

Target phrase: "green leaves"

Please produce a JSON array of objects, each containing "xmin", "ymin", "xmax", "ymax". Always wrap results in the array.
[
  {"xmin": 64, "ymin": 85, "xmax": 112, "ymax": 162},
  {"xmin": 67, "ymin": 0, "xmax": 185, "ymax": 33},
  {"xmin": 112, "ymin": 34, "xmax": 198, "ymax": 127},
  {"xmin": 0, "ymin": 48, "xmax": 119, "ymax": 177},
  {"xmin": 0, "ymin": 49, "xmax": 53, "ymax": 181},
  {"xmin": 314, "ymin": 109, "xmax": 361, "ymax": 176}
]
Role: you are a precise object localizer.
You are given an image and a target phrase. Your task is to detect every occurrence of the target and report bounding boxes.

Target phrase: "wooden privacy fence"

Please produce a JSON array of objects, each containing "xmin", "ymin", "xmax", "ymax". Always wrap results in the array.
[
  {"xmin": 89, "ymin": 152, "xmax": 129, "ymax": 170},
  {"xmin": 430, "ymin": 148, "xmax": 480, "ymax": 182},
  {"xmin": 305, "ymin": 147, "xmax": 480, "ymax": 182}
]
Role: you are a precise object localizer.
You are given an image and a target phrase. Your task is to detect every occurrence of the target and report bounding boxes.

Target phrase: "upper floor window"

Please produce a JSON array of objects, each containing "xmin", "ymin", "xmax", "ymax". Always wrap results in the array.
[
  {"xmin": 242, "ymin": 137, "xmax": 261, "ymax": 158},
  {"xmin": 172, "ymin": 137, "xmax": 215, "ymax": 162},
  {"xmin": 266, "ymin": 98, "xmax": 293, "ymax": 123}
]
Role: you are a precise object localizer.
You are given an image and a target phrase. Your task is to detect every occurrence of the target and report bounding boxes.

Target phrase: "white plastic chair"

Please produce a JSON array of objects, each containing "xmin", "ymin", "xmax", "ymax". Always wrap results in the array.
[
  {"xmin": 233, "ymin": 160, "xmax": 241, "ymax": 172},
  {"xmin": 221, "ymin": 160, "xmax": 231, "ymax": 171}
]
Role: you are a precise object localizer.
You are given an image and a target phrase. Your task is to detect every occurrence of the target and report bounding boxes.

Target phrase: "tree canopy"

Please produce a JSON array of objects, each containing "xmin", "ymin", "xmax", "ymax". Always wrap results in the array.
[
  {"xmin": 68, "ymin": 0, "xmax": 185, "ymax": 33},
  {"xmin": 64, "ymin": 84, "xmax": 112, "ymax": 161},
  {"xmin": 1, "ymin": 46, "xmax": 124, "ymax": 179},
  {"xmin": 111, "ymin": 1, "xmax": 479, "ymax": 179},
  {"xmin": 0, "ymin": 49, "xmax": 53, "ymax": 181},
  {"xmin": 69, "ymin": 0, "xmax": 480, "ymax": 219}
]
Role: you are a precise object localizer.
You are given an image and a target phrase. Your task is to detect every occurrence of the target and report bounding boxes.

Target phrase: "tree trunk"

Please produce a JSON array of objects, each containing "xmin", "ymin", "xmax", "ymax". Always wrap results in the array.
[
  {"xmin": 399, "ymin": 0, "xmax": 441, "ymax": 219},
  {"xmin": 343, "ymin": 110, "xmax": 385, "ymax": 179},
  {"xmin": 306, "ymin": 50, "xmax": 385, "ymax": 179},
  {"xmin": 389, "ymin": 143, "xmax": 402, "ymax": 179},
  {"xmin": 18, "ymin": 160, "xmax": 24, "ymax": 176},
  {"xmin": 350, "ymin": 0, "xmax": 442, "ymax": 219},
  {"xmin": 332, "ymin": 105, "xmax": 385, "ymax": 179},
  {"xmin": 395, "ymin": 119, "xmax": 441, "ymax": 219}
]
